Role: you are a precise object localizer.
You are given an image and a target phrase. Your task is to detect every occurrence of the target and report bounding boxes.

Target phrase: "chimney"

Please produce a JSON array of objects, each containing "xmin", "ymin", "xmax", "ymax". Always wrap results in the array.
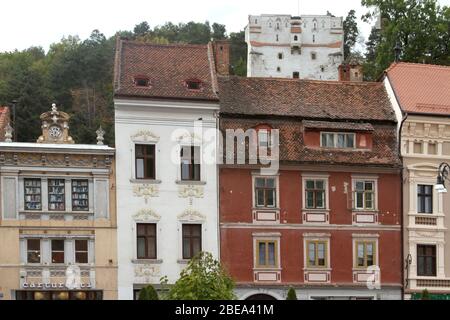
[{"xmin": 212, "ymin": 40, "xmax": 230, "ymax": 75}]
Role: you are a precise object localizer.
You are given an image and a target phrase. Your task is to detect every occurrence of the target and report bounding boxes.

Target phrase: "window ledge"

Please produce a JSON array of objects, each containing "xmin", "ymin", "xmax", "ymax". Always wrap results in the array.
[
  {"xmin": 252, "ymin": 207, "xmax": 281, "ymax": 211},
  {"xmin": 253, "ymin": 267, "xmax": 282, "ymax": 272},
  {"xmin": 132, "ymin": 259, "xmax": 163, "ymax": 265},
  {"xmin": 130, "ymin": 179, "xmax": 162, "ymax": 185},
  {"xmin": 303, "ymin": 267, "xmax": 332, "ymax": 272},
  {"xmin": 177, "ymin": 259, "xmax": 191, "ymax": 265},
  {"xmin": 175, "ymin": 180, "xmax": 207, "ymax": 186},
  {"xmin": 352, "ymin": 210, "xmax": 378, "ymax": 213},
  {"xmin": 302, "ymin": 208, "xmax": 330, "ymax": 212}
]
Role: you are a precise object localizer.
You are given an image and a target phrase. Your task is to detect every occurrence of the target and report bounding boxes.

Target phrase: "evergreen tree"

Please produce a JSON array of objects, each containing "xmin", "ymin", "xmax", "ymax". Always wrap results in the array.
[
  {"xmin": 343, "ymin": 10, "xmax": 359, "ymax": 60},
  {"xmin": 138, "ymin": 285, "xmax": 159, "ymax": 300},
  {"xmin": 286, "ymin": 287, "xmax": 298, "ymax": 300}
]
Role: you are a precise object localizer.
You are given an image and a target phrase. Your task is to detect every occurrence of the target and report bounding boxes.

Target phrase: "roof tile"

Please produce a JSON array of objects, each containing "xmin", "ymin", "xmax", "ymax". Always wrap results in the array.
[{"xmin": 386, "ymin": 62, "xmax": 450, "ymax": 115}]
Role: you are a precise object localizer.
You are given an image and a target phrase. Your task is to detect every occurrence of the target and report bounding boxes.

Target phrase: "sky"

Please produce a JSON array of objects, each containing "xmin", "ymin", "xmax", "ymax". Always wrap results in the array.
[{"xmin": 1, "ymin": 0, "xmax": 449, "ymax": 52}]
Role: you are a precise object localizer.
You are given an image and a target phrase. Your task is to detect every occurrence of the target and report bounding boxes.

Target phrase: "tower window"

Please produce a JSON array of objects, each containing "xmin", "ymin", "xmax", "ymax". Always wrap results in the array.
[
  {"xmin": 294, "ymin": 35, "xmax": 298, "ymax": 41},
  {"xmin": 313, "ymin": 35, "xmax": 316, "ymax": 43},
  {"xmin": 278, "ymin": 53, "xmax": 283, "ymax": 60},
  {"xmin": 276, "ymin": 35, "xmax": 279, "ymax": 42},
  {"xmin": 277, "ymin": 67, "xmax": 281, "ymax": 72},
  {"xmin": 311, "ymin": 53, "xmax": 317, "ymax": 60},
  {"xmin": 293, "ymin": 72, "xmax": 300, "ymax": 79}
]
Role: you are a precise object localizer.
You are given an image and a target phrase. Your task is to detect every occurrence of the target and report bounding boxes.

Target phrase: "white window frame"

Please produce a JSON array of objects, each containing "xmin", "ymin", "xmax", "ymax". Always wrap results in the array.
[
  {"xmin": 352, "ymin": 177, "xmax": 378, "ymax": 211},
  {"xmin": 320, "ymin": 132, "xmax": 356, "ymax": 149},
  {"xmin": 252, "ymin": 174, "xmax": 280, "ymax": 209},
  {"xmin": 302, "ymin": 174, "xmax": 330, "ymax": 210}
]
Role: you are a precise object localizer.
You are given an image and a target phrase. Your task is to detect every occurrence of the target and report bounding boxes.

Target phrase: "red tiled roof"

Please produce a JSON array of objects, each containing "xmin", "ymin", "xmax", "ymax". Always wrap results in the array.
[
  {"xmin": 0, "ymin": 106, "xmax": 10, "ymax": 141},
  {"xmin": 220, "ymin": 118, "xmax": 400, "ymax": 167},
  {"xmin": 302, "ymin": 120, "xmax": 374, "ymax": 131},
  {"xmin": 114, "ymin": 39, "xmax": 219, "ymax": 101},
  {"xmin": 218, "ymin": 76, "xmax": 397, "ymax": 122},
  {"xmin": 386, "ymin": 62, "xmax": 450, "ymax": 115}
]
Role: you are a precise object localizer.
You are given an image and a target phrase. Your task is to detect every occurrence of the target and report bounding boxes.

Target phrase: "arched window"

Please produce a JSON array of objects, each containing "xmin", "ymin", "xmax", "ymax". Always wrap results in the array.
[{"xmin": 294, "ymin": 35, "xmax": 298, "ymax": 41}]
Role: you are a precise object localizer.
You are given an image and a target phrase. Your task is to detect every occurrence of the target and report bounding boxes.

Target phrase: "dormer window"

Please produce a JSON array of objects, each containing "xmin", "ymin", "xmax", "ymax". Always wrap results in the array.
[
  {"xmin": 321, "ymin": 132, "xmax": 355, "ymax": 149},
  {"xmin": 258, "ymin": 129, "xmax": 272, "ymax": 148},
  {"xmin": 185, "ymin": 79, "xmax": 202, "ymax": 90},
  {"xmin": 134, "ymin": 77, "xmax": 150, "ymax": 87}
]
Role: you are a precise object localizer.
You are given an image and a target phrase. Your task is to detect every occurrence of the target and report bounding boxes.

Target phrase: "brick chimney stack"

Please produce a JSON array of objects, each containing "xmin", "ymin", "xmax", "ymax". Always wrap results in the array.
[{"xmin": 212, "ymin": 40, "xmax": 230, "ymax": 75}]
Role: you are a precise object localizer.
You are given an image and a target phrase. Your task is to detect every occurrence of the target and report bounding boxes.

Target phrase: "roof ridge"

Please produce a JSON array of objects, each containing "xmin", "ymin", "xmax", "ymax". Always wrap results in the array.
[
  {"xmin": 225, "ymin": 75, "xmax": 382, "ymax": 86},
  {"xmin": 120, "ymin": 39, "xmax": 208, "ymax": 49},
  {"xmin": 389, "ymin": 61, "xmax": 450, "ymax": 71}
]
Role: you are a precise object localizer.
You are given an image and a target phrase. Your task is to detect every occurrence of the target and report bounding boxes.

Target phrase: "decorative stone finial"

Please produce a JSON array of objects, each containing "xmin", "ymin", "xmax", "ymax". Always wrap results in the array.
[
  {"xmin": 4, "ymin": 123, "xmax": 13, "ymax": 143},
  {"xmin": 96, "ymin": 126, "xmax": 105, "ymax": 145},
  {"xmin": 51, "ymin": 103, "xmax": 58, "ymax": 113}
]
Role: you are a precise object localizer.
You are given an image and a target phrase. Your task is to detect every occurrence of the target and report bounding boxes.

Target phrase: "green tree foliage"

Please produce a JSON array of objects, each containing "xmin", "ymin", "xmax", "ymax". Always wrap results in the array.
[
  {"xmin": 138, "ymin": 285, "xmax": 159, "ymax": 300},
  {"xmin": 362, "ymin": 0, "xmax": 450, "ymax": 80},
  {"xmin": 286, "ymin": 287, "xmax": 298, "ymax": 300},
  {"xmin": 0, "ymin": 20, "xmax": 248, "ymax": 144},
  {"xmin": 343, "ymin": 10, "xmax": 359, "ymax": 60},
  {"xmin": 166, "ymin": 252, "xmax": 236, "ymax": 300}
]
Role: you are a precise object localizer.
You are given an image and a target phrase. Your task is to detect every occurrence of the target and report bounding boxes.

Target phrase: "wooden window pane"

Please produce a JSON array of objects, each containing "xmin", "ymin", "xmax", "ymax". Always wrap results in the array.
[{"xmin": 308, "ymin": 243, "xmax": 316, "ymax": 266}]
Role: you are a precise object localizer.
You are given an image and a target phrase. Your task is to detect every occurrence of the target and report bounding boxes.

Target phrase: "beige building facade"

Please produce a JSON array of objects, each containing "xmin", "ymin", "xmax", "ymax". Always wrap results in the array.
[
  {"xmin": 385, "ymin": 63, "xmax": 450, "ymax": 299},
  {"xmin": 0, "ymin": 104, "xmax": 117, "ymax": 300}
]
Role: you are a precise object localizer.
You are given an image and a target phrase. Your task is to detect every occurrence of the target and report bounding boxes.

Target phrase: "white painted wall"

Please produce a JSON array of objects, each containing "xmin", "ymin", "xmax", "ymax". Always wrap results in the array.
[
  {"xmin": 115, "ymin": 98, "xmax": 220, "ymax": 300},
  {"xmin": 246, "ymin": 14, "xmax": 344, "ymax": 80}
]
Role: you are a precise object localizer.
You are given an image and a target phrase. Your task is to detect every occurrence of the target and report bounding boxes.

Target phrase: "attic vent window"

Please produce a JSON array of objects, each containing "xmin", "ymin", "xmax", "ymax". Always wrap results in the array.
[
  {"xmin": 134, "ymin": 77, "xmax": 150, "ymax": 87},
  {"xmin": 186, "ymin": 80, "xmax": 202, "ymax": 90}
]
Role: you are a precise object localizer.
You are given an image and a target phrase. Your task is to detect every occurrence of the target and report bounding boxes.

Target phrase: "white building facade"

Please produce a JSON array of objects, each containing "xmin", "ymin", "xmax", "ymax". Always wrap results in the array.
[
  {"xmin": 114, "ymin": 39, "xmax": 225, "ymax": 299},
  {"xmin": 246, "ymin": 14, "xmax": 344, "ymax": 80}
]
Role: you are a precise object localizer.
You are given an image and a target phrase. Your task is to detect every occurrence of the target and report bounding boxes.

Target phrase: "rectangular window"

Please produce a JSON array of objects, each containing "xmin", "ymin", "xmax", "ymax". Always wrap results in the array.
[
  {"xmin": 75, "ymin": 240, "xmax": 89, "ymax": 264},
  {"xmin": 24, "ymin": 179, "xmax": 42, "ymax": 211},
  {"xmin": 417, "ymin": 245, "xmax": 436, "ymax": 277},
  {"xmin": 258, "ymin": 130, "xmax": 272, "ymax": 148},
  {"xmin": 180, "ymin": 146, "xmax": 201, "ymax": 181},
  {"xmin": 48, "ymin": 179, "xmax": 65, "ymax": 211},
  {"xmin": 321, "ymin": 132, "xmax": 355, "ymax": 149},
  {"xmin": 182, "ymin": 224, "xmax": 202, "ymax": 260},
  {"xmin": 417, "ymin": 185, "xmax": 433, "ymax": 214},
  {"xmin": 72, "ymin": 180, "xmax": 89, "ymax": 211},
  {"xmin": 137, "ymin": 224, "xmax": 157, "ymax": 260},
  {"xmin": 255, "ymin": 177, "xmax": 277, "ymax": 208},
  {"xmin": 305, "ymin": 180, "xmax": 326, "ymax": 209},
  {"xmin": 256, "ymin": 240, "xmax": 278, "ymax": 268},
  {"xmin": 278, "ymin": 53, "xmax": 283, "ymax": 60},
  {"xmin": 356, "ymin": 241, "xmax": 376, "ymax": 268},
  {"xmin": 51, "ymin": 240, "xmax": 65, "ymax": 264},
  {"xmin": 27, "ymin": 239, "xmax": 41, "ymax": 264},
  {"xmin": 135, "ymin": 144, "xmax": 156, "ymax": 180},
  {"xmin": 311, "ymin": 52, "xmax": 317, "ymax": 60},
  {"xmin": 293, "ymin": 72, "xmax": 300, "ymax": 79},
  {"xmin": 354, "ymin": 181, "xmax": 375, "ymax": 210},
  {"xmin": 307, "ymin": 241, "xmax": 327, "ymax": 267}
]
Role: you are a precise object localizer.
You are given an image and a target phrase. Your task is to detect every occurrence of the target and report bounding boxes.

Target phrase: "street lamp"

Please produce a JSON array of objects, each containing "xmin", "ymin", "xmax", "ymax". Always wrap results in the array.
[{"xmin": 435, "ymin": 163, "xmax": 449, "ymax": 194}]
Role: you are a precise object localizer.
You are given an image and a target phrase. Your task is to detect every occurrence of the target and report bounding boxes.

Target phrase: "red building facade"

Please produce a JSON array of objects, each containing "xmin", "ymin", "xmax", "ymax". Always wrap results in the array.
[{"xmin": 218, "ymin": 77, "xmax": 403, "ymax": 300}]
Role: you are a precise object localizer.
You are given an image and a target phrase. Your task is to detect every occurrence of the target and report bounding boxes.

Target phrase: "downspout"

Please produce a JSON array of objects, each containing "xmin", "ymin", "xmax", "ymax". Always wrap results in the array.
[{"xmin": 399, "ymin": 111, "xmax": 408, "ymax": 300}]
